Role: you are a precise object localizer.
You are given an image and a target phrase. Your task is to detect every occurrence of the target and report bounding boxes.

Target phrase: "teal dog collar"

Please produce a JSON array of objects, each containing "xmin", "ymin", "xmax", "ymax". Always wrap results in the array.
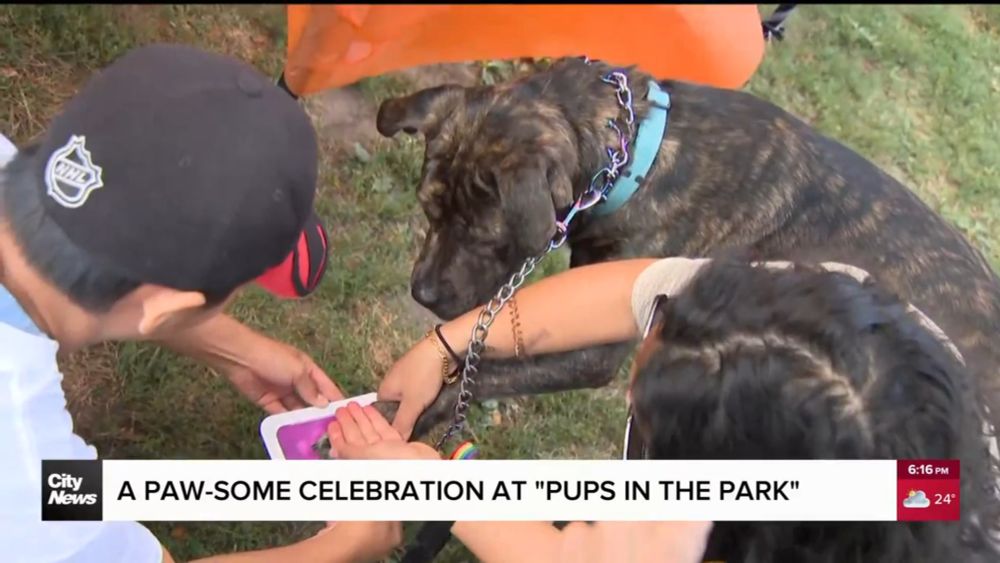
[{"xmin": 593, "ymin": 80, "xmax": 671, "ymax": 216}]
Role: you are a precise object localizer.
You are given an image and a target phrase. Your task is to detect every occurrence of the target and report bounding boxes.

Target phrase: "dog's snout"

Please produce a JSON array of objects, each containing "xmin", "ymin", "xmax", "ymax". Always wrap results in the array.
[
  {"xmin": 411, "ymin": 275, "xmax": 461, "ymax": 316},
  {"xmin": 411, "ymin": 279, "xmax": 441, "ymax": 309}
]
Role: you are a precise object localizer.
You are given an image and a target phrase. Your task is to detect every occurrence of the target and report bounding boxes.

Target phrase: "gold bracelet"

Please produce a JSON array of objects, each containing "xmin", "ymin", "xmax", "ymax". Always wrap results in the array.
[
  {"xmin": 509, "ymin": 295, "xmax": 525, "ymax": 358},
  {"xmin": 425, "ymin": 329, "xmax": 458, "ymax": 384}
]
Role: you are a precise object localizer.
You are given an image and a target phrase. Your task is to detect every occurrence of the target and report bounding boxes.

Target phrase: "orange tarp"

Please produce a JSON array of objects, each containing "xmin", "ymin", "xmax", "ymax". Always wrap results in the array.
[{"xmin": 284, "ymin": 5, "xmax": 765, "ymax": 96}]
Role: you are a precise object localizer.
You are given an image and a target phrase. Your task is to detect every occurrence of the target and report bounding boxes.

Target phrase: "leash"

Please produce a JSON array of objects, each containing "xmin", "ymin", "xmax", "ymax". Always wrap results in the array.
[
  {"xmin": 401, "ymin": 60, "xmax": 667, "ymax": 562},
  {"xmin": 762, "ymin": 4, "xmax": 797, "ymax": 42}
]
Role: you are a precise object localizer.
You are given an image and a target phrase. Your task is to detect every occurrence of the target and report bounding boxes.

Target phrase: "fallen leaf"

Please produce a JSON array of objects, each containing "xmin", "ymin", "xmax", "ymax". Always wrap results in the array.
[
  {"xmin": 170, "ymin": 526, "xmax": 189, "ymax": 541},
  {"xmin": 353, "ymin": 142, "xmax": 372, "ymax": 163},
  {"xmin": 371, "ymin": 174, "xmax": 393, "ymax": 193}
]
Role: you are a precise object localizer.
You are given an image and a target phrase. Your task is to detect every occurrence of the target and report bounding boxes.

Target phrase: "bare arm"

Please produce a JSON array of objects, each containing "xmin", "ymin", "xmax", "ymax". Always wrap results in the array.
[
  {"xmin": 452, "ymin": 521, "xmax": 712, "ymax": 563},
  {"xmin": 156, "ymin": 313, "xmax": 343, "ymax": 412},
  {"xmin": 157, "ymin": 313, "xmax": 257, "ymax": 366},
  {"xmin": 380, "ymin": 259, "xmax": 659, "ymax": 436},
  {"xmin": 183, "ymin": 535, "xmax": 338, "ymax": 563},
  {"xmin": 166, "ymin": 520, "xmax": 400, "ymax": 563},
  {"xmin": 439, "ymin": 259, "xmax": 659, "ymax": 359},
  {"xmin": 450, "ymin": 522, "xmax": 561, "ymax": 563}
]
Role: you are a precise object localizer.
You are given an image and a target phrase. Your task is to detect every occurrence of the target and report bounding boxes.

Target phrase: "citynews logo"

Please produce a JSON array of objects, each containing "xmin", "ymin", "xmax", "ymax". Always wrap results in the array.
[{"xmin": 41, "ymin": 460, "xmax": 103, "ymax": 521}]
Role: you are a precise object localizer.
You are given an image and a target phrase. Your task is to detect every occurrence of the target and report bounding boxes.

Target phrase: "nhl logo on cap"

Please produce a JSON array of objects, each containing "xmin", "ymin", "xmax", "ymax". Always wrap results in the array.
[{"xmin": 44, "ymin": 135, "xmax": 104, "ymax": 209}]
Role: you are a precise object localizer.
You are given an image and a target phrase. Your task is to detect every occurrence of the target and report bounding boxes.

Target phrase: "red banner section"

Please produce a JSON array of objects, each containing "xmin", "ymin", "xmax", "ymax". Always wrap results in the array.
[{"xmin": 896, "ymin": 459, "xmax": 960, "ymax": 521}]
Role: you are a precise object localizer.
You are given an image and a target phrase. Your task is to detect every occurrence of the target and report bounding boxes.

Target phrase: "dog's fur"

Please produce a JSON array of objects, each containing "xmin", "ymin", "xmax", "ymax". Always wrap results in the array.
[{"xmin": 373, "ymin": 58, "xmax": 1000, "ymax": 512}]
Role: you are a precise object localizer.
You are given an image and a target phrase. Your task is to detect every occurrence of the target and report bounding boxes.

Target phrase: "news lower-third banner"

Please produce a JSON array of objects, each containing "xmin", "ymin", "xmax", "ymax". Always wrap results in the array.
[{"xmin": 41, "ymin": 459, "xmax": 959, "ymax": 522}]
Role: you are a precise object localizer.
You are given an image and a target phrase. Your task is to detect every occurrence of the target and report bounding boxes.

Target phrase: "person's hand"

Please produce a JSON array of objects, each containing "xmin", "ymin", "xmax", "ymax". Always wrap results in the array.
[
  {"xmin": 314, "ymin": 520, "xmax": 403, "ymax": 563},
  {"xmin": 328, "ymin": 403, "xmax": 441, "ymax": 461},
  {"xmin": 157, "ymin": 314, "xmax": 344, "ymax": 413},
  {"xmin": 314, "ymin": 404, "xmax": 435, "ymax": 562},
  {"xmin": 377, "ymin": 337, "xmax": 446, "ymax": 439},
  {"xmin": 219, "ymin": 336, "xmax": 344, "ymax": 413}
]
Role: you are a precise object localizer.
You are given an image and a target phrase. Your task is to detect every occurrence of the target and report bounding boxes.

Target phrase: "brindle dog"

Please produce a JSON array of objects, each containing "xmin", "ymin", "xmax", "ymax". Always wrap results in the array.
[{"xmin": 372, "ymin": 57, "xmax": 1000, "ymax": 464}]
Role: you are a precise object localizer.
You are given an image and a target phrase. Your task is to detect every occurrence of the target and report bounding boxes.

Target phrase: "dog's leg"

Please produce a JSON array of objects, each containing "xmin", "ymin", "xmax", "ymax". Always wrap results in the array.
[{"xmin": 374, "ymin": 340, "xmax": 634, "ymax": 439}]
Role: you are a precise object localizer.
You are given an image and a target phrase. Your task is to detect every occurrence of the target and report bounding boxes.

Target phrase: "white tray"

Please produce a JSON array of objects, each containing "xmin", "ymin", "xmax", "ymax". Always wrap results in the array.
[{"xmin": 259, "ymin": 393, "xmax": 378, "ymax": 460}]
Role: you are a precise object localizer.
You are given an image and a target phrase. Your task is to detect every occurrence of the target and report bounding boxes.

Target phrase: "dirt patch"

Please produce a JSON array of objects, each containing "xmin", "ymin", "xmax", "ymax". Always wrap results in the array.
[
  {"xmin": 115, "ymin": 5, "xmax": 166, "ymax": 40},
  {"xmin": 966, "ymin": 6, "xmax": 1000, "ymax": 38},
  {"xmin": 307, "ymin": 85, "xmax": 382, "ymax": 151},
  {"xmin": 385, "ymin": 288, "xmax": 442, "ymax": 330},
  {"xmin": 307, "ymin": 62, "xmax": 482, "ymax": 156}
]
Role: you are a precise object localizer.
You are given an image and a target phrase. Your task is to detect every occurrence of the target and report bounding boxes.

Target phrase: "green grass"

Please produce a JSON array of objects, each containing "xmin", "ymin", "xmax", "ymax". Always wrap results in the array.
[
  {"xmin": 2, "ymin": 4, "xmax": 999, "ymax": 561},
  {"xmin": 750, "ymin": 5, "xmax": 1000, "ymax": 262}
]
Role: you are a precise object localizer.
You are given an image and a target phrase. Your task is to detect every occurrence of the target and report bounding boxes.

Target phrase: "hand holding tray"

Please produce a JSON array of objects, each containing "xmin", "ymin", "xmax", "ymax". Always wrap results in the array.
[{"xmin": 259, "ymin": 393, "xmax": 378, "ymax": 460}]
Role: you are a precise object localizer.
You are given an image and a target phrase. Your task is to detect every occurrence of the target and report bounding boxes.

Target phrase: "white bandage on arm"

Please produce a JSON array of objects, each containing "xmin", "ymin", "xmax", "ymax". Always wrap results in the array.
[
  {"xmin": 630, "ymin": 257, "xmax": 711, "ymax": 329},
  {"xmin": 628, "ymin": 258, "xmax": 876, "ymax": 332}
]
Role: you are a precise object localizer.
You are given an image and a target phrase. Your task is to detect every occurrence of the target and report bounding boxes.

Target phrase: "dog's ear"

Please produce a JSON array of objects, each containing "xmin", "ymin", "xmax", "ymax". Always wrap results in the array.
[
  {"xmin": 497, "ymin": 162, "xmax": 573, "ymax": 253},
  {"xmin": 376, "ymin": 85, "xmax": 464, "ymax": 137}
]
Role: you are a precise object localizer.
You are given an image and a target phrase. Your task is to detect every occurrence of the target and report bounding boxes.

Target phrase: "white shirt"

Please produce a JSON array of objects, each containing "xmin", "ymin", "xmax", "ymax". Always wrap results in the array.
[{"xmin": 0, "ymin": 134, "xmax": 162, "ymax": 562}]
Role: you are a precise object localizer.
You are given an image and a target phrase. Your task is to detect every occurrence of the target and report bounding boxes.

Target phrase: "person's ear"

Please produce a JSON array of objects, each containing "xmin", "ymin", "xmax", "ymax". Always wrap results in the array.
[{"xmin": 137, "ymin": 289, "xmax": 208, "ymax": 336}]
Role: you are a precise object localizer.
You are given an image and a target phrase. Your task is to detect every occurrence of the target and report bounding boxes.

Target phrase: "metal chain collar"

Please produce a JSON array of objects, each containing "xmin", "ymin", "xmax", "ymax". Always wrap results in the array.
[{"xmin": 435, "ymin": 62, "xmax": 638, "ymax": 450}]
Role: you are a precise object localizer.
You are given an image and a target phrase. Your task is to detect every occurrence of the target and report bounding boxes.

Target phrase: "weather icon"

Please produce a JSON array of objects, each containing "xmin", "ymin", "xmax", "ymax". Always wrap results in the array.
[{"xmin": 903, "ymin": 490, "xmax": 930, "ymax": 509}]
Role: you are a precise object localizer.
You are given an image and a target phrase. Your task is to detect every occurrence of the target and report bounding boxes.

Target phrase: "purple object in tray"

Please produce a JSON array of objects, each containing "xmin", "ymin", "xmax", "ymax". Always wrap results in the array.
[{"xmin": 276, "ymin": 414, "xmax": 336, "ymax": 460}]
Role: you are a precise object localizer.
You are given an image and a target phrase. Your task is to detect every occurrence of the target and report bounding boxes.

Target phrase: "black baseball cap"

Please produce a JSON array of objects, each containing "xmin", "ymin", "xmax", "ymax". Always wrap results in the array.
[{"xmin": 33, "ymin": 43, "xmax": 328, "ymax": 299}]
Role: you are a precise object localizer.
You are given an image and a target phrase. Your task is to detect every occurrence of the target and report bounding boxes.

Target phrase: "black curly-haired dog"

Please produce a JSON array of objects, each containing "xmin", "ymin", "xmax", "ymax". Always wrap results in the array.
[
  {"xmin": 629, "ymin": 259, "xmax": 998, "ymax": 561},
  {"xmin": 373, "ymin": 57, "xmax": 1000, "ymax": 544}
]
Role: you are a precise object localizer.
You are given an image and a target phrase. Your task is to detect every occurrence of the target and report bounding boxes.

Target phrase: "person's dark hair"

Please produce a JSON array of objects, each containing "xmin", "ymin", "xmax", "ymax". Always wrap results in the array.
[
  {"xmin": 631, "ymin": 259, "xmax": 1000, "ymax": 562},
  {"xmin": 0, "ymin": 144, "xmax": 233, "ymax": 312}
]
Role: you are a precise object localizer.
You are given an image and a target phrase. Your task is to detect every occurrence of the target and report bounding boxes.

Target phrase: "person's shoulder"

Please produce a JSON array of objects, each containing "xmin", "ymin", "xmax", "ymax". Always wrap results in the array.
[
  {"xmin": 1, "ymin": 520, "xmax": 164, "ymax": 563},
  {"xmin": 0, "ymin": 322, "xmax": 86, "ymax": 467},
  {"xmin": 631, "ymin": 257, "xmax": 713, "ymax": 326},
  {"xmin": 0, "ymin": 318, "xmax": 59, "ymax": 370},
  {"xmin": 642, "ymin": 257, "xmax": 713, "ymax": 285},
  {"xmin": 0, "ymin": 326, "xmax": 150, "ymax": 562},
  {"xmin": 0, "ymin": 324, "xmax": 79, "ymax": 452}
]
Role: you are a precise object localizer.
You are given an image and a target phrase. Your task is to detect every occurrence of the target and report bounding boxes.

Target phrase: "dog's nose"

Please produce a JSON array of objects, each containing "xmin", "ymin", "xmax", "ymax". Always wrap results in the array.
[{"xmin": 412, "ymin": 280, "xmax": 441, "ymax": 309}]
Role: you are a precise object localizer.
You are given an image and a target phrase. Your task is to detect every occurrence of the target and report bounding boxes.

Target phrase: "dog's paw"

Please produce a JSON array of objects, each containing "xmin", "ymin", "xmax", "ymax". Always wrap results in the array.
[
  {"xmin": 410, "ymin": 385, "xmax": 463, "ymax": 440},
  {"xmin": 370, "ymin": 387, "xmax": 462, "ymax": 441},
  {"xmin": 372, "ymin": 400, "xmax": 399, "ymax": 423}
]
